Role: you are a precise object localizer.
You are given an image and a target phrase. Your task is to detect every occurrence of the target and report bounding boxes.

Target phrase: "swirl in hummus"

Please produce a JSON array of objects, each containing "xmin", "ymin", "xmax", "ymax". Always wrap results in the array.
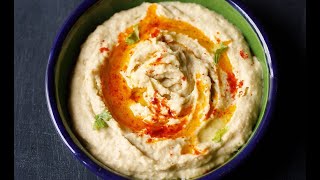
[{"xmin": 70, "ymin": 2, "xmax": 263, "ymax": 179}]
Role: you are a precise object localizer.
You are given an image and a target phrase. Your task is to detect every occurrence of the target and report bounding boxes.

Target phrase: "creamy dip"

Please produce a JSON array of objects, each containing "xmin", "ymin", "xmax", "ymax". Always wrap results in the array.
[{"xmin": 69, "ymin": 2, "xmax": 262, "ymax": 179}]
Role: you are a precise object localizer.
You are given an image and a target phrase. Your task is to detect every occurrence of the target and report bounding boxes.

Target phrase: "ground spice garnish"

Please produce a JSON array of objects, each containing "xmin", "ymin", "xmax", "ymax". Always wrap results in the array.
[
  {"xmin": 215, "ymin": 36, "xmax": 221, "ymax": 43},
  {"xmin": 99, "ymin": 47, "xmax": 109, "ymax": 53},
  {"xmin": 146, "ymin": 138, "xmax": 153, "ymax": 143},
  {"xmin": 151, "ymin": 28, "xmax": 160, "ymax": 38},
  {"xmin": 238, "ymin": 80, "xmax": 244, "ymax": 88},
  {"xmin": 156, "ymin": 56, "xmax": 162, "ymax": 62},
  {"xmin": 240, "ymin": 50, "xmax": 248, "ymax": 59},
  {"xmin": 227, "ymin": 72, "xmax": 238, "ymax": 98}
]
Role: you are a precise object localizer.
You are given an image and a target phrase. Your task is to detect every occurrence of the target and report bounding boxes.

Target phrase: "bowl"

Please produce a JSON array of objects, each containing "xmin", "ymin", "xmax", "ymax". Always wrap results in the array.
[{"xmin": 45, "ymin": 0, "xmax": 277, "ymax": 179}]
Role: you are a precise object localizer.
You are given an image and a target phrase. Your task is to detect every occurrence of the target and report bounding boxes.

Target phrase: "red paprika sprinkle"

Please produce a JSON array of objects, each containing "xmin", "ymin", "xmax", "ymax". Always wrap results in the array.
[
  {"xmin": 146, "ymin": 138, "xmax": 153, "ymax": 143},
  {"xmin": 99, "ymin": 47, "xmax": 109, "ymax": 53},
  {"xmin": 156, "ymin": 57, "xmax": 162, "ymax": 62},
  {"xmin": 238, "ymin": 80, "xmax": 244, "ymax": 88},
  {"xmin": 227, "ymin": 72, "xmax": 238, "ymax": 98},
  {"xmin": 151, "ymin": 28, "xmax": 160, "ymax": 38},
  {"xmin": 240, "ymin": 50, "xmax": 248, "ymax": 59},
  {"xmin": 214, "ymin": 36, "xmax": 221, "ymax": 43}
]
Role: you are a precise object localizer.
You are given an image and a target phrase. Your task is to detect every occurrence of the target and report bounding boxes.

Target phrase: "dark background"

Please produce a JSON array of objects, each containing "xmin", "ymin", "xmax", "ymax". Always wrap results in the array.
[{"xmin": 14, "ymin": 0, "xmax": 306, "ymax": 179}]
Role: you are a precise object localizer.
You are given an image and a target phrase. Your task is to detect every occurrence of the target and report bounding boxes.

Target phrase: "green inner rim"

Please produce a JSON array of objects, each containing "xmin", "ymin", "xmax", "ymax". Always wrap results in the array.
[{"xmin": 54, "ymin": 0, "xmax": 269, "ymax": 178}]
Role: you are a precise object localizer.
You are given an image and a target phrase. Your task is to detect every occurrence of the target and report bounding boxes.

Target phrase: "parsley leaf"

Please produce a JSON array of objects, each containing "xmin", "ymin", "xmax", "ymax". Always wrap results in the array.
[
  {"xmin": 125, "ymin": 24, "xmax": 140, "ymax": 45},
  {"xmin": 213, "ymin": 43, "xmax": 228, "ymax": 64},
  {"xmin": 212, "ymin": 126, "xmax": 228, "ymax": 142},
  {"xmin": 93, "ymin": 110, "xmax": 112, "ymax": 130}
]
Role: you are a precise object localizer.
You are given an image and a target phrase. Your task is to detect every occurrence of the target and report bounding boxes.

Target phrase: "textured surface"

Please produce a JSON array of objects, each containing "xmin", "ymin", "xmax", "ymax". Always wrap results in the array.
[{"xmin": 14, "ymin": 0, "xmax": 305, "ymax": 179}]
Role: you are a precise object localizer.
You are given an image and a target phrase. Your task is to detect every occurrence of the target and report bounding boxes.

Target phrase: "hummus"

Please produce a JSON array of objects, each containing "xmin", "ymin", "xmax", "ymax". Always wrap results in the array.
[{"xmin": 69, "ymin": 2, "xmax": 262, "ymax": 179}]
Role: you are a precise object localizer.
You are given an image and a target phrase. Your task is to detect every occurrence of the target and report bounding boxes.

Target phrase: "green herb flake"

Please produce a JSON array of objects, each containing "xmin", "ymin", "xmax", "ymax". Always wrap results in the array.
[
  {"xmin": 212, "ymin": 127, "xmax": 228, "ymax": 142},
  {"xmin": 213, "ymin": 43, "xmax": 228, "ymax": 64},
  {"xmin": 93, "ymin": 110, "xmax": 112, "ymax": 130},
  {"xmin": 125, "ymin": 24, "xmax": 140, "ymax": 45}
]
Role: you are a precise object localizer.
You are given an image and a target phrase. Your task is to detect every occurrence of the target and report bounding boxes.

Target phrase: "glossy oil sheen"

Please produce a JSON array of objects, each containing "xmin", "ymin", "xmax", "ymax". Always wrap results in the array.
[{"xmin": 54, "ymin": 0, "xmax": 270, "ymax": 179}]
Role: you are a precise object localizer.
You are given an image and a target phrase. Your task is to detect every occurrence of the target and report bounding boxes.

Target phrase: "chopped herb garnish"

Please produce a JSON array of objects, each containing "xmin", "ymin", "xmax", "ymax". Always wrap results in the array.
[
  {"xmin": 93, "ymin": 110, "xmax": 112, "ymax": 130},
  {"xmin": 213, "ymin": 127, "xmax": 228, "ymax": 142},
  {"xmin": 213, "ymin": 43, "xmax": 228, "ymax": 64},
  {"xmin": 125, "ymin": 24, "xmax": 140, "ymax": 45}
]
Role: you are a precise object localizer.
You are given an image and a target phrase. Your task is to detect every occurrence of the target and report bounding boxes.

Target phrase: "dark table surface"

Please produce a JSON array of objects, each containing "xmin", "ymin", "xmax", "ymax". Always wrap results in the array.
[{"xmin": 14, "ymin": 0, "xmax": 306, "ymax": 179}]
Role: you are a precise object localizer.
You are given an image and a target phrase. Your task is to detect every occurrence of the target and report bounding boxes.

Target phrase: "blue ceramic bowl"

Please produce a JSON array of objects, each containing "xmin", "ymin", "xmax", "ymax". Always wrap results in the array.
[{"xmin": 45, "ymin": 0, "xmax": 277, "ymax": 179}]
